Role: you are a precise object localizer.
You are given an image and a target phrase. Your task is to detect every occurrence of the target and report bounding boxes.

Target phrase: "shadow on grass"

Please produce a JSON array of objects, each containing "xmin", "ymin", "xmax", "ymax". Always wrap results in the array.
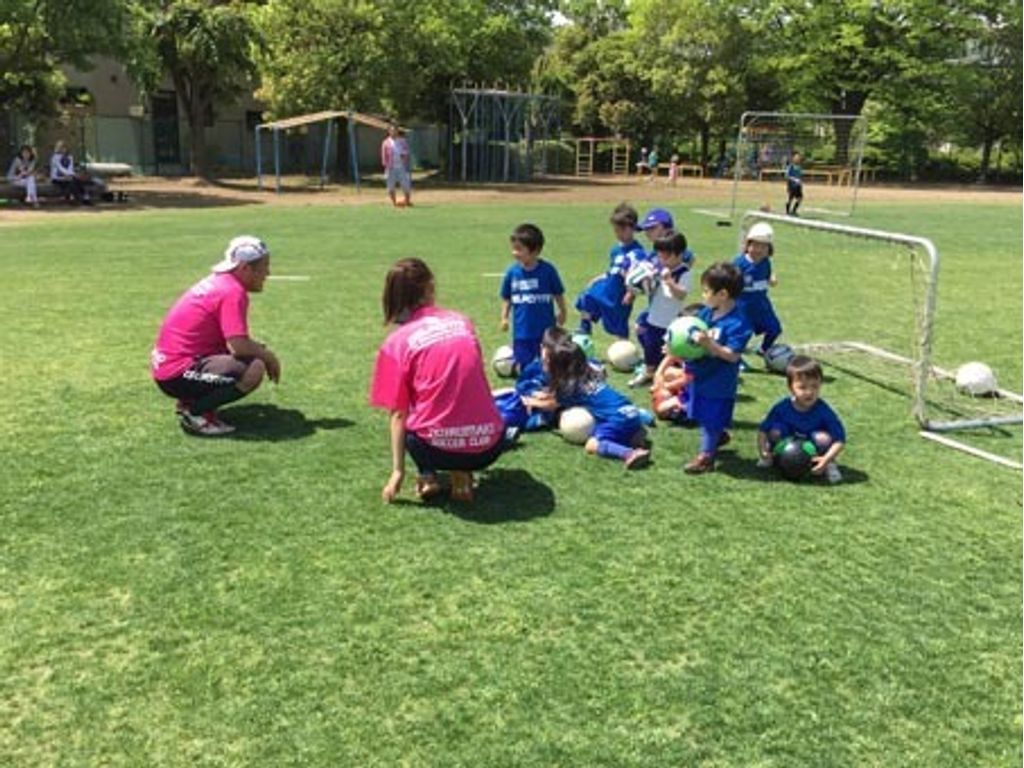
[
  {"xmin": 395, "ymin": 469, "xmax": 554, "ymax": 524},
  {"xmin": 715, "ymin": 449, "xmax": 870, "ymax": 485},
  {"xmin": 223, "ymin": 404, "xmax": 355, "ymax": 441}
]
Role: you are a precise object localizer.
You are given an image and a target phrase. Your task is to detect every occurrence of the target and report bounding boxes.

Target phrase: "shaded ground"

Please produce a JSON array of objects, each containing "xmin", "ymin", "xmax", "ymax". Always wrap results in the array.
[{"xmin": 0, "ymin": 172, "xmax": 1019, "ymax": 224}]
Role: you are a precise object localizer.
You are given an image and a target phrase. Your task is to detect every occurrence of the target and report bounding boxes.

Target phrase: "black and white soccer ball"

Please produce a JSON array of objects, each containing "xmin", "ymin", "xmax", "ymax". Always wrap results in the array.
[{"xmin": 763, "ymin": 343, "xmax": 795, "ymax": 374}]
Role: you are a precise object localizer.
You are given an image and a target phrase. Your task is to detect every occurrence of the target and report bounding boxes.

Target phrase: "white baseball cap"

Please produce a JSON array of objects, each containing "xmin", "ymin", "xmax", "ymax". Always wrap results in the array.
[
  {"xmin": 746, "ymin": 222, "xmax": 774, "ymax": 244},
  {"xmin": 211, "ymin": 235, "xmax": 270, "ymax": 273}
]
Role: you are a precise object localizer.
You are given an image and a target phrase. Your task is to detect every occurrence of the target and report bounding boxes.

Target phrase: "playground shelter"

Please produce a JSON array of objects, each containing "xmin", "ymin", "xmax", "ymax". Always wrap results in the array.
[
  {"xmin": 255, "ymin": 110, "xmax": 395, "ymax": 193},
  {"xmin": 574, "ymin": 137, "xmax": 631, "ymax": 177}
]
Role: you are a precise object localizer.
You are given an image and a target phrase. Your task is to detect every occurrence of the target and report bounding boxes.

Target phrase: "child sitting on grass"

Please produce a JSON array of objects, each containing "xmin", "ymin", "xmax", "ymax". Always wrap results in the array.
[
  {"xmin": 757, "ymin": 355, "xmax": 846, "ymax": 483},
  {"xmin": 523, "ymin": 327, "xmax": 651, "ymax": 470}
]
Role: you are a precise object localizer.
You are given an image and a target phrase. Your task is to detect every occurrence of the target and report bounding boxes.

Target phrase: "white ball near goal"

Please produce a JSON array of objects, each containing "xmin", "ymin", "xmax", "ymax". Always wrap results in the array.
[
  {"xmin": 955, "ymin": 361, "xmax": 997, "ymax": 396},
  {"xmin": 559, "ymin": 407, "xmax": 596, "ymax": 445},
  {"xmin": 607, "ymin": 339, "xmax": 641, "ymax": 372}
]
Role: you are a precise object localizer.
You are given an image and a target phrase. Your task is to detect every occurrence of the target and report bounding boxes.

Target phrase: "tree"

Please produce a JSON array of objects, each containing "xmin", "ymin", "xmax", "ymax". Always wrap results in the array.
[
  {"xmin": 0, "ymin": 0, "xmax": 128, "ymax": 117},
  {"xmin": 127, "ymin": 1, "xmax": 262, "ymax": 179},
  {"xmin": 253, "ymin": 0, "xmax": 554, "ymax": 123}
]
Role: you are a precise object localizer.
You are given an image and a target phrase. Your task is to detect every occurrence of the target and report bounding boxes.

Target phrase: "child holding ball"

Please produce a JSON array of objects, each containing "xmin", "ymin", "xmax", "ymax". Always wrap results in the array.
[
  {"xmin": 683, "ymin": 263, "xmax": 752, "ymax": 474},
  {"xmin": 757, "ymin": 355, "xmax": 845, "ymax": 483},
  {"xmin": 524, "ymin": 328, "xmax": 651, "ymax": 470}
]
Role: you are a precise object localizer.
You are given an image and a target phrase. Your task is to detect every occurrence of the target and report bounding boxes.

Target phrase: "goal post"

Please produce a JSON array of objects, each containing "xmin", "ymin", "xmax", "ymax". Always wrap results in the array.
[
  {"xmin": 738, "ymin": 211, "xmax": 1023, "ymax": 467},
  {"xmin": 729, "ymin": 112, "xmax": 868, "ymax": 221}
]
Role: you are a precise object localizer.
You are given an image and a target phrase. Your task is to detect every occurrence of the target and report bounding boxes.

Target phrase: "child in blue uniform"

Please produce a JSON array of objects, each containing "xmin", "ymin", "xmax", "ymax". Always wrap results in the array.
[
  {"xmin": 575, "ymin": 203, "xmax": 647, "ymax": 341},
  {"xmin": 630, "ymin": 232, "xmax": 693, "ymax": 387},
  {"xmin": 734, "ymin": 221, "xmax": 782, "ymax": 360},
  {"xmin": 524, "ymin": 327, "xmax": 651, "ymax": 469},
  {"xmin": 500, "ymin": 223, "xmax": 566, "ymax": 372},
  {"xmin": 757, "ymin": 355, "xmax": 845, "ymax": 483},
  {"xmin": 785, "ymin": 151, "xmax": 803, "ymax": 216},
  {"xmin": 683, "ymin": 263, "xmax": 752, "ymax": 474}
]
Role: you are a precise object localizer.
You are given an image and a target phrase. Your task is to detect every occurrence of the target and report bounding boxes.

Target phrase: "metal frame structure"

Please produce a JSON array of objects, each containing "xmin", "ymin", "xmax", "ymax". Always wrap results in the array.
[
  {"xmin": 448, "ymin": 88, "xmax": 561, "ymax": 183},
  {"xmin": 574, "ymin": 137, "xmax": 631, "ymax": 177},
  {"xmin": 255, "ymin": 110, "xmax": 394, "ymax": 193},
  {"xmin": 730, "ymin": 111, "xmax": 868, "ymax": 220},
  {"xmin": 738, "ymin": 210, "xmax": 1023, "ymax": 469}
]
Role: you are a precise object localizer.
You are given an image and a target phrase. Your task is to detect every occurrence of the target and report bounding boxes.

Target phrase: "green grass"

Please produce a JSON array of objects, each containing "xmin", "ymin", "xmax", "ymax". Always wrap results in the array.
[{"xmin": 1, "ymin": 195, "xmax": 1021, "ymax": 766}]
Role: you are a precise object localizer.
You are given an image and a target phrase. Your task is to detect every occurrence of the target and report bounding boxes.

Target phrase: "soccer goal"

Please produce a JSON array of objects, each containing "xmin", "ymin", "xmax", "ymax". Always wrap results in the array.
[
  {"xmin": 739, "ymin": 211, "xmax": 1023, "ymax": 469},
  {"xmin": 726, "ymin": 112, "xmax": 868, "ymax": 222}
]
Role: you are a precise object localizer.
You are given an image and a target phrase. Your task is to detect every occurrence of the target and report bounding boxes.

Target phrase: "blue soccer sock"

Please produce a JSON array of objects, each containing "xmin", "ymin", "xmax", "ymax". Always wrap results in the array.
[
  {"xmin": 760, "ymin": 332, "xmax": 780, "ymax": 353},
  {"xmin": 597, "ymin": 439, "xmax": 631, "ymax": 461},
  {"xmin": 699, "ymin": 427, "xmax": 722, "ymax": 455}
]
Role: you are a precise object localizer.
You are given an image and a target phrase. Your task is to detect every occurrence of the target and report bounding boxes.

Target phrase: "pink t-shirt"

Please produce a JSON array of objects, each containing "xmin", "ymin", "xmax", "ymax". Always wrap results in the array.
[
  {"xmin": 151, "ymin": 272, "xmax": 249, "ymax": 380},
  {"xmin": 370, "ymin": 306, "xmax": 503, "ymax": 453}
]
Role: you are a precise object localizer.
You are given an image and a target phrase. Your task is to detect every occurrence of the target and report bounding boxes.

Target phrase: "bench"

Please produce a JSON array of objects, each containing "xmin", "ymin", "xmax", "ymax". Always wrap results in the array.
[
  {"xmin": 758, "ymin": 166, "xmax": 852, "ymax": 186},
  {"xmin": 0, "ymin": 164, "xmax": 131, "ymax": 204},
  {"xmin": 636, "ymin": 162, "xmax": 704, "ymax": 180}
]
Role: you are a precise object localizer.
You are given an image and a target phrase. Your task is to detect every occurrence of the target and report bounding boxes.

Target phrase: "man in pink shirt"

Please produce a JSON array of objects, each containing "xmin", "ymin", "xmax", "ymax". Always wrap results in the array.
[
  {"xmin": 151, "ymin": 235, "xmax": 282, "ymax": 436},
  {"xmin": 371, "ymin": 258, "xmax": 506, "ymax": 503},
  {"xmin": 380, "ymin": 123, "xmax": 412, "ymax": 208}
]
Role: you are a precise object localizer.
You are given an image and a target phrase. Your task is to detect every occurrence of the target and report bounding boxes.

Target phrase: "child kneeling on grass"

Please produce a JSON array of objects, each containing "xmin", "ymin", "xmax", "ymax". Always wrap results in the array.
[
  {"xmin": 757, "ymin": 355, "xmax": 846, "ymax": 484},
  {"xmin": 523, "ymin": 327, "xmax": 651, "ymax": 469}
]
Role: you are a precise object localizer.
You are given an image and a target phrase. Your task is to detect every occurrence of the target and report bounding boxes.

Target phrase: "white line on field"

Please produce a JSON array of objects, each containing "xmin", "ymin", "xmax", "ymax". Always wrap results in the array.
[
  {"xmin": 268, "ymin": 275, "xmax": 311, "ymax": 281},
  {"xmin": 481, "ymin": 272, "xmax": 505, "ymax": 277}
]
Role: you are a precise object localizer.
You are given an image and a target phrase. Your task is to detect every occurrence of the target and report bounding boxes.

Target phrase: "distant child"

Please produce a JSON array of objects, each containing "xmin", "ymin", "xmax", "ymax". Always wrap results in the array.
[
  {"xmin": 500, "ymin": 223, "xmax": 566, "ymax": 373},
  {"xmin": 668, "ymin": 154, "xmax": 680, "ymax": 186},
  {"xmin": 646, "ymin": 147, "xmax": 659, "ymax": 183},
  {"xmin": 757, "ymin": 355, "xmax": 845, "ymax": 483},
  {"xmin": 650, "ymin": 353, "xmax": 691, "ymax": 421},
  {"xmin": 785, "ymin": 151, "xmax": 803, "ymax": 216},
  {"xmin": 682, "ymin": 263, "xmax": 752, "ymax": 474},
  {"xmin": 575, "ymin": 203, "xmax": 647, "ymax": 340},
  {"xmin": 630, "ymin": 232, "xmax": 693, "ymax": 388},
  {"xmin": 524, "ymin": 327, "xmax": 651, "ymax": 469},
  {"xmin": 733, "ymin": 221, "xmax": 782, "ymax": 359}
]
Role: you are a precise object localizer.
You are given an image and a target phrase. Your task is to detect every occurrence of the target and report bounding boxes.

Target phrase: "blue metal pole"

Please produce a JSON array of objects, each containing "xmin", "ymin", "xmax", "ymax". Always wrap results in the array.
[
  {"xmin": 320, "ymin": 119, "xmax": 332, "ymax": 188},
  {"xmin": 273, "ymin": 128, "xmax": 281, "ymax": 194},
  {"xmin": 347, "ymin": 112, "xmax": 360, "ymax": 192},
  {"xmin": 255, "ymin": 126, "xmax": 262, "ymax": 190}
]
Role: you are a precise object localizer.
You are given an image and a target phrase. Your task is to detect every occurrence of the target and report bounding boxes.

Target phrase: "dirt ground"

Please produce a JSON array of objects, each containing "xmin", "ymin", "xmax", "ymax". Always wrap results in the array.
[{"xmin": 0, "ymin": 173, "xmax": 1020, "ymax": 224}]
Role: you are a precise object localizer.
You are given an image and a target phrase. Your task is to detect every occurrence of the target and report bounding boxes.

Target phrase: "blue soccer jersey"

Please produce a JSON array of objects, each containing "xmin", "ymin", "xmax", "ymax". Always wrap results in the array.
[
  {"xmin": 500, "ymin": 260, "xmax": 565, "ymax": 340},
  {"xmin": 590, "ymin": 240, "xmax": 647, "ymax": 307},
  {"xmin": 734, "ymin": 253, "xmax": 773, "ymax": 304},
  {"xmin": 786, "ymin": 162, "xmax": 803, "ymax": 184},
  {"xmin": 686, "ymin": 305, "xmax": 752, "ymax": 399},
  {"xmin": 558, "ymin": 379, "xmax": 642, "ymax": 430},
  {"xmin": 760, "ymin": 396, "xmax": 846, "ymax": 442}
]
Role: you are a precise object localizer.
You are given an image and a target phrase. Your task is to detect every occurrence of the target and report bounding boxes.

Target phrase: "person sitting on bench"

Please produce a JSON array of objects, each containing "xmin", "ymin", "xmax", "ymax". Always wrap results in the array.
[
  {"xmin": 50, "ymin": 141, "xmax": 91, "ymax": 205},
  {"xmin": 7, "ymin": 144, "xmax": 39, "ymax": 207}
]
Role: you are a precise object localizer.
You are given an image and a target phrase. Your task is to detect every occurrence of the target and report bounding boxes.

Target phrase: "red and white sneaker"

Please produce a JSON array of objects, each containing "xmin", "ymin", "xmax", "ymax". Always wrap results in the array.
[{"xmin": 179, "ymin": 410, "xmax": 235, "ymax": 436}]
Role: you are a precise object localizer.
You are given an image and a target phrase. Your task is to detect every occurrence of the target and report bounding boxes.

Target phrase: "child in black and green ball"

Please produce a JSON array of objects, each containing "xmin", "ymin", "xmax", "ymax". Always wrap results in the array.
[{"xmin": 756, "ymin": 355, "xmax": 846, "ymax": 483}]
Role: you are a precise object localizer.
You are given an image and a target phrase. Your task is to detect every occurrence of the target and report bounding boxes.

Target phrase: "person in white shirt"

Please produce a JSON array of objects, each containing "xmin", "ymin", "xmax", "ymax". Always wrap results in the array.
[
  {"xmin": 380, "ymin": 124, "xmax": 412, "ymax": 208},
  {"xmin": 7, "ymin": 144, "xmax": 39, "ymax": 207},
  {"xmin": 50, "ymin": 140, "xmax": 91, "ymax": 204}
]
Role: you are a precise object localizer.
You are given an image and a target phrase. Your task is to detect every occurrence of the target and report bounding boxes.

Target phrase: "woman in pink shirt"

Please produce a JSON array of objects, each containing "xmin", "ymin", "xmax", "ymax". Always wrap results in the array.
[{"xmin": 371, "ymin": 258, "xmax": 506, "ymax": 503}]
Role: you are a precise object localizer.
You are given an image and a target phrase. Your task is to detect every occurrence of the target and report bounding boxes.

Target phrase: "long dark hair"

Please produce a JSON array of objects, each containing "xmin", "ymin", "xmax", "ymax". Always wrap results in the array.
[
  {"xmin": 382, "ymin": 258, "xmax": 433, "ymax": 324},
  {"xmin": 542, "ymin": 327, "xmax": 600, "ymax": 398},
  {"xmin": 18, "ymin": 144, "xmax": 35, "ymax": 162}
]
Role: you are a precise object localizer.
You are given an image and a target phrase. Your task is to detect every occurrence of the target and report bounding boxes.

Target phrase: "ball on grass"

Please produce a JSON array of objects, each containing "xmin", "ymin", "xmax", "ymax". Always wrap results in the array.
[
  {"xmin": 773, "ymin": 437, "xmax": 817, "ymax": 481},
  {"xmin": 955, "ymin": 361, "xmax": 997, "ymax": 396},
  {"xmin": 607, "ymin": 339, "xmax": 641, "ymax": 372},
  {"xmin": 763, "ymin": 344, "xmax": 795, "ymax": 374},
  {"xmin": 492, "ymin": 345, "xmax": 517, "ymax": 378}
]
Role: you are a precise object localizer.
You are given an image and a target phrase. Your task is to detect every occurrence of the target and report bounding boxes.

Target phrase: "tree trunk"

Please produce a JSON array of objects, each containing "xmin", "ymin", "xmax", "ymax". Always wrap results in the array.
[
  {"xmin": 698, "ymin": 121, "xmax": 710, "ymax": 171},
  {"xmin": 188, "ymin": 100, "xmax": 209, "ymax": 180},
  {"xmin": 978, "ymin": 135, "xmax": 993, "ymax": 183}
]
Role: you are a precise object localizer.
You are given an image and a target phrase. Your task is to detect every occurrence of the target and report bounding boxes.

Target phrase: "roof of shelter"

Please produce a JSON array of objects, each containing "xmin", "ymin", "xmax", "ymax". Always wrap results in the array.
[{"xmin": 257, "ymin": 110, "xmax": 398, "ymax": 132}]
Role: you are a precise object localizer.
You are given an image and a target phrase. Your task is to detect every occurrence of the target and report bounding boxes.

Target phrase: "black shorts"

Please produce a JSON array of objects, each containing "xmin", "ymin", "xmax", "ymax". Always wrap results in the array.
[
  {"xmin": 405, "ymin": 431, "xmax": 506, "ymax": 475},
  {"xmin": 156, "ymin": 355, "xmax": 249, "ymax": 403},
  {"xmin": 787, "ymin": 179, "xmax": 803, "ymax": 198}
]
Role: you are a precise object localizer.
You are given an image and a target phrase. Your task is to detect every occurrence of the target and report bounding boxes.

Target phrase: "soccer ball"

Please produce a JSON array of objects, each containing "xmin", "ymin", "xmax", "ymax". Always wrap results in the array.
[
  {"xmin": 625, "ymin": 260, "xmax": 658, "ymax": 296},
  {"xmin": 571, "ymin": 332, "xmax": 596, "ymax": 360},
  {"xmin": 955, "ymin": 361, "xmax": 997, "ymax": 396},
  {"xmin": 492, "ymin": 345, "xmax": 517, "ymax": 378},
  {"xmin": 559, "ymin": 407, "xmax": 596, "ymax": 445},
  {"xmin": 666, "ymin": 316, "xmax": 708, "ymax": 360},
  {"xmin": 607, "ymin": 339, "xmax": 641, "ymax": 372},
  {"xmin": 763, "ymin": 343, "xmax": 795, "ymax": 374},
  {"xmin": 773, "ymin": 437, "xmax": 816, "ymax": 481}
]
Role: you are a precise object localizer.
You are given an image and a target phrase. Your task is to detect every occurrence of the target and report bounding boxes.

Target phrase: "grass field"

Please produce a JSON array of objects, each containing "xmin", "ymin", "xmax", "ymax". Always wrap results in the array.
[{"xmin": 1, "ymin": 193, "xmax": 1021, "ymax": 766}]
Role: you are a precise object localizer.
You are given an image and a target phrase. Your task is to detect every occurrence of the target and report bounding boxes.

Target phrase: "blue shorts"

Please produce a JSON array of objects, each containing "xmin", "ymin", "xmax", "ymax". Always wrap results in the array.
[
  {"xmin": 686, "ymin": 393, "xmax": 735, "ymax": 433},
  {"xmin": 593, "ymin": 418, "xmax": 643, "ymax": 446},
  {"xmin": 512, "ymin": 338, "xmax": 542, "ymax": 369},
  {"xmin": 635, "ymin": 311, "xmax": 667, "ymax": 367},
  {"xmin": 741, "ymin": 300, "xmax": 782, "ymax": 341},
  {"xmin": 575, "ymin": 291, "xmax": 631, "ymax": 339}
]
